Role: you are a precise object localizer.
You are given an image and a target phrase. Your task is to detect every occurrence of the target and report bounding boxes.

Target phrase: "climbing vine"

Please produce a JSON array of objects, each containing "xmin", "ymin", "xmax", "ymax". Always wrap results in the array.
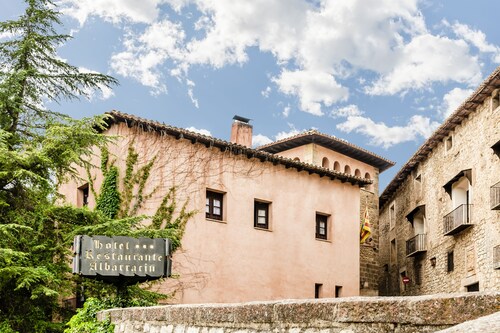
[{"xmin": 95, "ymin": 166, "xmax": 121, "ymax": 219}]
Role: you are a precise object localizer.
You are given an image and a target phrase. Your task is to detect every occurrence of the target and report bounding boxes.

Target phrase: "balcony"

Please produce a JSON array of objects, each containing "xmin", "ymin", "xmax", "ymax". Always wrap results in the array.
[
  {"xmin": 491, "ymin": 181, "xmax": 500, "ymax": 210},
  {"xmin": 406, "ymin": 234, "xmax": 427, "ymax": 257},
  {"xmin": 443, "ymin": 204, "xmax": 473, "ymax": 236}
]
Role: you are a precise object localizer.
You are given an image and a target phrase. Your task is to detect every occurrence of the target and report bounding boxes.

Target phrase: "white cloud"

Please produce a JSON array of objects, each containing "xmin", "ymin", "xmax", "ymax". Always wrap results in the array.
[
  {"xmin": 337, "ymin": 114, "xmax": 440, "ymax": 148},
  {"xmin": 62, "ymin": 0, "xmax": 488, "ymax": 115},
  {"xmin": 331, "ymin": 104, "xmax": 363, "ymax": 118},
  {"xmin": 185, "ymin": 126, "xmax": 211, "ymax": 136},
  {"xmin": 282, "ymin": 105, "xmax": 291, "ymax": 118},
  {"xmin": 273, "ymin": 69, "xmax": 348, "ymax": 116},
  {"xmin": 275, "ymin": 124, "xmax": 303, "ymax": 141},
  {"xmin": 57, "ymin": 0, "xmax": 162, "ymax": 25},
  {"xmin": 186, "ymin": 79, "xmax": 199, "ymax": 108},
  {"xmin": 252, "ymin": 134, "xmax": 273, "ymax": 147},
  {"xmin": 451, "ymin": 22, "xmax": 500, "ymax": 62},
  {"xmin": 366, "ymin": 34, "xmax": 482, "ymax": 95},
  {"xmin": 261, "ymin": 86, "xmax": 272, "ymax": 98},
  {"xmin": 440, "ymin": 87, "xmax": 474, "ymax": 119},
  {"xmin": 110, "ymin": 20, "xmax": 186, "ymax": 94}
]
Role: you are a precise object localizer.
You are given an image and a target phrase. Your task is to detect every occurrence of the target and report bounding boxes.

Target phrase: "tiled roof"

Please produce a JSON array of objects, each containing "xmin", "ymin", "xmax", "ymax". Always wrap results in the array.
[
  {"xmin": 104, "ymin": 111, "xmax": 372, "ymax": 187},
  {"xmin": 257, "ymin": 130, "xmax": 395, "ymax": 172},
  {"xmin": 379, "ymin": 66, "xmax": 500, "ymax": 208}
]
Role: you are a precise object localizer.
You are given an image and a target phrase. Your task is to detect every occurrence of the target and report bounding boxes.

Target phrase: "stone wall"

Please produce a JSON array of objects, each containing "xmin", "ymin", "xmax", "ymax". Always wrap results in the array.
[
  {"xmin": 378, "ymin": 93, "xmax": 500, "ymax": 295},
  {"xmin": 98, "ymin": 292, "xmax": 499, "ymax": 333},
  {"xmin": 360, "ymin": 182, "xmax": 381, "ymax": 296}
]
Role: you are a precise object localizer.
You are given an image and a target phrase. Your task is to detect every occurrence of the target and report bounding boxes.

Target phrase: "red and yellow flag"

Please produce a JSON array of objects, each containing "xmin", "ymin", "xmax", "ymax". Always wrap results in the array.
[{"xmin": 360, "ymin": 207, "xmax": 371, "ymax": 244}]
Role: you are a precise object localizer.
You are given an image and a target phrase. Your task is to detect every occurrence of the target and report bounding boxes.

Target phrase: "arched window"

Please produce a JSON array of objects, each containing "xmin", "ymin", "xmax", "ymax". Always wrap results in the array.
[
  {"xmin": 344, "ymin": 165, "xmax": 351, "ymax": 174},
  {"xmin": 322, "ymin": 157, "xmax": 330, "ymax": 169},
  {"xmin": 293, "ymin": 157, "xmax": 300, "ymax": 162},
  {"xmin": 355, "ymin": 169, "xmax": 361, "ymax": 177},
  {"xmin": 364, "ymin": 172, "xmax": 373, "ymax": 192},
  {"xmin": 334, "ymin": 161, "xmax": 341, "ymax": 171}
]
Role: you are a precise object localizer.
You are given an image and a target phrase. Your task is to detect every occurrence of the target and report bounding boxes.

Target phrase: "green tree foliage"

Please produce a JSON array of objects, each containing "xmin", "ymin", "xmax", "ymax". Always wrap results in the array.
[
  {"xmin": 0, "ymin": 0, "xmax": 117, "ymax": 331},
  {"xmin": 0, "ymin": 1, "xmax": 193, "ymax": 331}
]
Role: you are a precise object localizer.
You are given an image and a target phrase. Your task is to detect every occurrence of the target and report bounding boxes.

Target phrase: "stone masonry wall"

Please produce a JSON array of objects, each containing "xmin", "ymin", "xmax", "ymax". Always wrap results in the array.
[
  {"xmin": 360, "ymin": 179, "xmax": 380, "ymax": 296},
  {"xmin": 378, "ymin": 94, "xmax": 500, "ymax": 295},
  {"xmin": 98, "ymin": 292, "xmax": 499, "ymax": 333}
]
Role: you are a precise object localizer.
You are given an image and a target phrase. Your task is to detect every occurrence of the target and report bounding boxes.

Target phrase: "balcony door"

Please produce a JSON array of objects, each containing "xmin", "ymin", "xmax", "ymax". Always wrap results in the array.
[
  {"xmin": 452, "ymin": 176, "xmax": 471, "ymax": 209},
  {"xmin": 414, "ymin": 214, "xmax": 425, "ymax": 235}
]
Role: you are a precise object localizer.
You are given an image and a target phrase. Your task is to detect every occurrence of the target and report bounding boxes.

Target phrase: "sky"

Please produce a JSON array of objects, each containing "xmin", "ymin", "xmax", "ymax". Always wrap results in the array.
[{"xmin": 2, "ymin": 0, "xmax": 500, "ymax": 190}]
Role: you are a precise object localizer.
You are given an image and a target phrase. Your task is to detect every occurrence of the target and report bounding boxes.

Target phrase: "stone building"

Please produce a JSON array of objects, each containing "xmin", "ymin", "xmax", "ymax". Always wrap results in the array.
[
  {"xmin": 60, "ymin": 111, "xmax": 393, "ymax": 303},
  {"xmin": 378, "ymin": 67, "xmax": 500, "ymax": 295}
]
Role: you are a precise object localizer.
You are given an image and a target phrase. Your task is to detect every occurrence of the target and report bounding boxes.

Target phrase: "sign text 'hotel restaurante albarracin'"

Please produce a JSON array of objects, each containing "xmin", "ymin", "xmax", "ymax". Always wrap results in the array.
[{"xmin": 72, "ymin": 235, "xmax": 171, "ymax": 283}]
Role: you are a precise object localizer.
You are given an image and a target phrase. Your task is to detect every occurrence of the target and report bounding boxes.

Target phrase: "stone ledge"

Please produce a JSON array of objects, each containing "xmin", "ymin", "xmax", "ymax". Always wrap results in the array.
[{"xmin": 99, "ymin": 292, "xmax": 500, "ymax": 333}]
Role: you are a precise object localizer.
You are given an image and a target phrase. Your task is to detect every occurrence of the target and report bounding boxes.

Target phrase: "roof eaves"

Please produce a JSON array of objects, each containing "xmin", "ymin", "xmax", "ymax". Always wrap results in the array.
[{"xmin": 105, "ymin": 111, "xmax": 372, "ymax": 187}]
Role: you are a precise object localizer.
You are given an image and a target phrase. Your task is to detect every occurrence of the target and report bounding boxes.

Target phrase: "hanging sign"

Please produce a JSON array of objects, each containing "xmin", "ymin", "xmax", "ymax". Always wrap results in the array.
[{"xmin": 72, "ymin": 235, "xmax": 171, "ymax": 283}]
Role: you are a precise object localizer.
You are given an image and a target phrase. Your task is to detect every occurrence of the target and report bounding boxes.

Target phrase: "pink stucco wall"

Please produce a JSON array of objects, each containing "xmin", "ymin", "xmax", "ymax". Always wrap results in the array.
[{"xmin": 60, "ymin": 122, "xmax": 363, "ymax": 303}]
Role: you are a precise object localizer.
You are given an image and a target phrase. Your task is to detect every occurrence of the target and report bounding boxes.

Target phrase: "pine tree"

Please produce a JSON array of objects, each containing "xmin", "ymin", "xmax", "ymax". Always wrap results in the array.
[
  {"xmin": 0, "ymin": 2, "xmax": 193, "ymax": 332},
  {"xmin": 0, "ymin": 1, "xmax": 117, "ymax": 331}
]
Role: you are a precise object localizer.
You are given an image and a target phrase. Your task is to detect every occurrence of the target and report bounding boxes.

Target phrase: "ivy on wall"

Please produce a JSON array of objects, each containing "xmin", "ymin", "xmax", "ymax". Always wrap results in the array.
[{"xmin": 95, "ymin": 166, "xmax": 121, "ymax": 219}]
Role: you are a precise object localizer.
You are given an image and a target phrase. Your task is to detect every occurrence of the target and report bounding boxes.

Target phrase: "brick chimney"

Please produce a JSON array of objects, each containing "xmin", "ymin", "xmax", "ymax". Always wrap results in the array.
[{"xmin": 230, "ymin": 115, "xmax": 252, "ymax": 148}]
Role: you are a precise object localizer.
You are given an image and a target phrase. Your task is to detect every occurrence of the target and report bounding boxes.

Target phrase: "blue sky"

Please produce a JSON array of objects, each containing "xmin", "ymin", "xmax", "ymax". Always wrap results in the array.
[{"xmin": 2, "ymin": 0, "xmax": 500, "ymax": 190}]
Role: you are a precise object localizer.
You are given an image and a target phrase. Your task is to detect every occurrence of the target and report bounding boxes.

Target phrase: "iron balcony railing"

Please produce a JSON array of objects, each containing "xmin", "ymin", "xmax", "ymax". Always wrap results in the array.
[
  {"xmin": 443, "ymin": 204, "xmax": 473, "ymax": 236},
  {"xmin": 491, "ymin": 181, "xmax": 500, "ymax": 210},
  {"xmin": 406, "ymin": 233, "xmax": 427, "ymax": 257}
]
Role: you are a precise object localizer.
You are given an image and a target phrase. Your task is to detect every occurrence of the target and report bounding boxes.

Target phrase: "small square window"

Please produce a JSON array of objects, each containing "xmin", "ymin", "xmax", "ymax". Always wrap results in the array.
[
  {"xmin": 206, "ymin": 190, "xmax": 224, "ymax": 221},
  {"xmin": 316, "ymin": 214, "xmax": 328, "ymax": 240},
  {"xmin": 254, "ymin": 201, "xmax": 270, "ymax": 229},
  {"xmin": 447, "ymin": 251, "xmax": 454, "ymax": 272}
]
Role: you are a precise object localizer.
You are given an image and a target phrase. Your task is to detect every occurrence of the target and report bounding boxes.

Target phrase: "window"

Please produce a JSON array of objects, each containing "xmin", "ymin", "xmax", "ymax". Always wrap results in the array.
[
  {"xmin": 355, "ymin": 169, "xmax": 361, "ymax": 177},
  {"xmin": 415, "ymin": 173, "xmax": 422, "ymax": 194},
  {"xmin": 414, "ymin": 262, "xmax": 422, "ymax": 285},
  {"xmin": 315, "ymin": 214, "xmax": 328, "ymax": 240},
  {"xmin": 466, "ymin": 282, "xmax": 479, "ymax": 292},
  {"xmin": 389, "ymin": 202, "xmax": 396, "ymax": 229},
  {"xmin": 206, "ymin": 190, "xmax": 223, "ymax": 220},
  {"xmin": 78, "ymin": 183, "xmax": 89, "ymax": 207},
  {"xmin": 447, "ymin": 251, "xmax": 454, "ymax": 272},
  {"xmin": 334, "ymin": 161, "xmax": 341, "ymax": 171},
  {"xmin": 445, "ymin": 135, "xmax": 453, "ymax": 152},
  {"xmin": 390, "ymin": 238, "xmax": 397, "ymax": 264},
  {"xmin": 254, "ymin": 201, "xmax": 270, "ymax": 229},
  {"xmin": 321, "ymin": 157, "xmax": 330, "ymax": 169},
  {"xmin": 335, "ymin": 285, "xmax": 342, "ymax": 298},
  {"xmin": 344, "ymin": 165, "xmax": 351, "ymax": 174},
  {"xmin": 314, "ymin": 283, "xmax": 322, "ymax": 298}
]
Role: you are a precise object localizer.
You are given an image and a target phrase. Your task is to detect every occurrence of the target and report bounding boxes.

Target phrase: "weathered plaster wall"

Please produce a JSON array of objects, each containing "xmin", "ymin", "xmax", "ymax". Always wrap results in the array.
[
  {"xmin": 98, "ymin": 292, "xmax": 500, "ymax": 333},
  {"xmin": 379, "ymin": 94, "xmax": 500, "ymax": 295}
]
